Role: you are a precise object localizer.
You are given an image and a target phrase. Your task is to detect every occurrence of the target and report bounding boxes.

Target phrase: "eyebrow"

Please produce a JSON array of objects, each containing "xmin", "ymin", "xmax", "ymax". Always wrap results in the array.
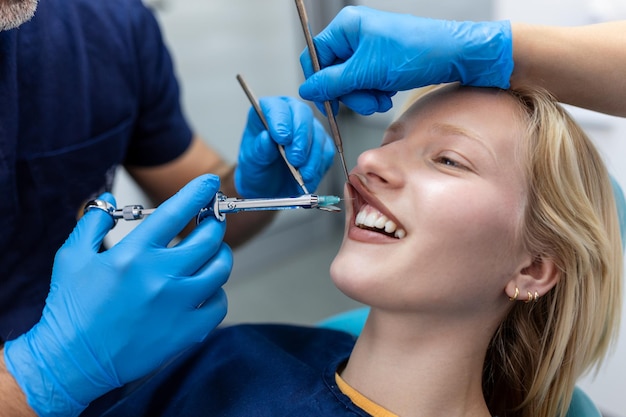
[
  {"xmin": 429, "ymin": 122, "xmax": 497, "ymax": 162},
  {"xmin": 381, "ymin": 121, "xmax": 404, "ymax": 145}
]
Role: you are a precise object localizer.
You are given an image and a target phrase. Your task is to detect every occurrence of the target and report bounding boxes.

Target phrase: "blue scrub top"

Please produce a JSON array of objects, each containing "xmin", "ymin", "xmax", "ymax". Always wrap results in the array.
[{"xmin": 0, "ymin": 0, "xmax": 192, "ymax": 340}]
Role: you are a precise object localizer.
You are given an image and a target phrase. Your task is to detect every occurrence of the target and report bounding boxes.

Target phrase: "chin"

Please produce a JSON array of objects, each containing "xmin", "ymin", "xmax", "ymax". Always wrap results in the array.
[{"xmin": 330, "ymin": 247, "xmax": 386, "ymax": 305}]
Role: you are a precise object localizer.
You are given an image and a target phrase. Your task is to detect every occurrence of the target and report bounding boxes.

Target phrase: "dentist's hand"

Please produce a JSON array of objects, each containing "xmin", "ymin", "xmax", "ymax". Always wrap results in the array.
[
  {"xmin": 235, "ymin": 96, "xmax": 335, "ymax": 198},
  {"xmin": 3, "ymin": 174, "xmax": 232, "ymax": 417},
  {"xmin": 299, "ymin": 6, "xmax": 513, "ymax": 115}
]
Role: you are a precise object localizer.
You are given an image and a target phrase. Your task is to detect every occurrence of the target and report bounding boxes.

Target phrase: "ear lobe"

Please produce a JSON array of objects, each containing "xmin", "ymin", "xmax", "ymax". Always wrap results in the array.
[{"xmin": 506, "ymin": 255, "xmax": 560, "ymax": 301}]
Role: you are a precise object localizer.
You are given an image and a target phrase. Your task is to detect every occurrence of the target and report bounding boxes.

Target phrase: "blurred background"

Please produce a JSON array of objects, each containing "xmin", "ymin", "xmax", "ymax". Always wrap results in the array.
[{"xmin": 111, "ymin": 1, "xmax": 625, "ymax": 415}]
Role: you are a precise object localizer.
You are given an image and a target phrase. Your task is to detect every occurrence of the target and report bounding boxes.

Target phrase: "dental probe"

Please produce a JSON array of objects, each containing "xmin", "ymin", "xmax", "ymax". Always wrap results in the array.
[
  {"xmin": 83, "ymin": 193, "xmax": 342, "ymax": 225},
  {"xmin": 236, "ymin": 74, "xmax": 309, "ymax": 195},
  {"xmin": 294, "ymin": 0, "xmax": 350, "ymax": 182}
]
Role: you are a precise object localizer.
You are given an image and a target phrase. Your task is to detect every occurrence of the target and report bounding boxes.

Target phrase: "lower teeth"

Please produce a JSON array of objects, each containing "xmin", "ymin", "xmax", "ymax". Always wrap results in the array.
[{"xmin": 357, "ymin": 224, "xmax": 397, "ymax": 238}]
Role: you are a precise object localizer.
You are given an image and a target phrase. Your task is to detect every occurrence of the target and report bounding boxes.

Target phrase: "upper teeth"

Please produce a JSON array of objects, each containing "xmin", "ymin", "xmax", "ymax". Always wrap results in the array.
[{"xmin": 355, "ymin": 206, "xmax": 406, "ymax": 239}]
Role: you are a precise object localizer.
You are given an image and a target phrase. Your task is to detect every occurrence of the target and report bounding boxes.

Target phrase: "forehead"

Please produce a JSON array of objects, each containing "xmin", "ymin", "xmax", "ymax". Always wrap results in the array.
[
  {"xmin": 397, "ymin": 86, "xmax": 527, "ymax": 144},
  {"xmin": 394, "ymin": 85, "xmax": 529, "ymax": 182}
]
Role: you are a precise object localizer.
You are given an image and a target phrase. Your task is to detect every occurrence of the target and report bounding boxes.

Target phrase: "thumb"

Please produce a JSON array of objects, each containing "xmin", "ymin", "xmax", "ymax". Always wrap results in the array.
[
  {"xmin": 66, "ymin": 193, "xmax": 117, "ymax": 253},
  {"xmin": 299, "ymin": 64, "xmax": 351, "ymax": 103}
]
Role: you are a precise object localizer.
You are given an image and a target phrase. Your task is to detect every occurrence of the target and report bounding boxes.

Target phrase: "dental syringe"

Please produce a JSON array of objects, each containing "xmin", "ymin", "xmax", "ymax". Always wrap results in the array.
[
  {"xmin": 84, "ymin": 192, "xmax": 342, "ymax": 225},
  {"xmin": 197, "ymin": 192, "xmax": 341, "ymax": 222}
]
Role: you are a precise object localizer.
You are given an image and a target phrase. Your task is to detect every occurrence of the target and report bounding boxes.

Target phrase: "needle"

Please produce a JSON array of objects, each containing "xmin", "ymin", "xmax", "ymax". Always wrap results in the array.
[
  {"xmin": 294, "ymin": 0, "xmax": 350, "ymax": 182},
  {"xmin": 236, "ymin": 74, "xmax": 309, "ymax": 195}
]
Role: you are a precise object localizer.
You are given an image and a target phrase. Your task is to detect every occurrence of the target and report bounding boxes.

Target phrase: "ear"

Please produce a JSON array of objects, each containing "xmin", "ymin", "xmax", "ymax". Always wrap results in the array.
[{"xmin": 505, "ymin": 254, "xmax": 560, "ymax": 302}]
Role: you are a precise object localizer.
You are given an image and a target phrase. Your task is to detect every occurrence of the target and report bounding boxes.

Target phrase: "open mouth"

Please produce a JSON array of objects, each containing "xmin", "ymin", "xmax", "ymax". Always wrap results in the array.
[
  {"xmin": 355, "ymin": 206, "xmax": 406, "ymax": 239},
  {"xmin": 348, "ymin": 175, "xmax": 407, "ymax": 240}
]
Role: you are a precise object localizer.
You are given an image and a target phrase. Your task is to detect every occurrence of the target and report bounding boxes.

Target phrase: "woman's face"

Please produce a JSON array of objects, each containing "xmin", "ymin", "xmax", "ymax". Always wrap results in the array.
[{"xmin": 331, "ymin": 86, "xmax": 532, "ymax": 315}]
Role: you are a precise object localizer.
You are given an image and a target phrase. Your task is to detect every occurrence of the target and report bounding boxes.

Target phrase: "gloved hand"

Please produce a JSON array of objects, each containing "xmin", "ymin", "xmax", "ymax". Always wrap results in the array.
[
  {"xmin": 3, "ymin": 174, "xmax": 232, "ymax": 417},
  {"xmin": 235, "ymin": 95, "xmax": 335, "ymax": 198},
  {"xmin": 299, "ymin": 6, "xmax": 513, "ymax": 115}
]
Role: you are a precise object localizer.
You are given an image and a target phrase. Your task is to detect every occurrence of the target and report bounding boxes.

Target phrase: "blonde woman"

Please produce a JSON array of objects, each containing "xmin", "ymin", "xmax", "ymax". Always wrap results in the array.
[{"xmin": 84, "ymin": 84, "xmax": 622, "ymax": 417}]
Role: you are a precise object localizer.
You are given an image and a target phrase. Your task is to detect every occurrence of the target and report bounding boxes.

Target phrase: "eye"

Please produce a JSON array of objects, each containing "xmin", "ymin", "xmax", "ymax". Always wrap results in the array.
[{"xmin": 434, "ymin": 156, "xmax": 465, "ymax": 169}]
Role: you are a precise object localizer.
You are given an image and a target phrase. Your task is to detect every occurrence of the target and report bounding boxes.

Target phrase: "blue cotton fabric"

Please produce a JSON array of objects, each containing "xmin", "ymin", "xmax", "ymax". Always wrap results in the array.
[
  {"xmin": 0, "ymin": 0, "xmax": 192, "ymax": 340},
  {"xmin": 82, "ymin": 324, "xmax": 373, "ymax": 417}
]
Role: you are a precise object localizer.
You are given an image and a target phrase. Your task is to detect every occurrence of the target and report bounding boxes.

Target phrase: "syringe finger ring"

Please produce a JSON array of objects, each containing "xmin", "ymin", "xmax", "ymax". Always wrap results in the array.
[
  {"xmin": 83, "ymin": 200, "xmax": 155, "ymax": 225},
  {"xmin": 84, "ymin": 199, "xmax": 118, "ymax": 223}
]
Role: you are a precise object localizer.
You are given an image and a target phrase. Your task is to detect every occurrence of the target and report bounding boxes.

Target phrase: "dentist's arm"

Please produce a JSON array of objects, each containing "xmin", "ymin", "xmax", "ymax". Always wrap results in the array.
[
  {"xmin": 510, "ymin": 21, "xmax": 626, "ymax": 117},
  {"xmin": 3, "ymin": 174, "xmax": 232, "ymax": 417},
  {"xmin": 299, "ymin": 6, "xmax": 626, "ymax": 117},
  {"xmin": 298, "ymin": 6, "xmax": 512, "ymax": 115},
  {"xmin": 0, "ymin": 356, "xmax": 35, "ymax": 416}
]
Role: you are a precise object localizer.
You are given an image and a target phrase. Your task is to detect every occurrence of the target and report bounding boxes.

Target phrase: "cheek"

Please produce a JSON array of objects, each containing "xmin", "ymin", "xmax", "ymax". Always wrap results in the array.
[
  {"xmin": 437, "ymin": 199, "xmax": 520, "ymax": 256},
  {"xmin": 425, "ymin": 194, "xmax": 525, "ymax": 290},
  {"xmin": 422, "ymin": 180, "xmax": 522, "ymax": 245}
]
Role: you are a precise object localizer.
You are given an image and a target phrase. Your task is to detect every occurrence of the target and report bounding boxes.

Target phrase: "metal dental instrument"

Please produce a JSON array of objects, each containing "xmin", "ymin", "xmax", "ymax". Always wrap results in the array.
[
  {"xmin": 83, "ymin": 199, "xmax": 156, "ymax": 223},
  {"xmin": 236, "ymin": 74, "xmax": 309, "ymax": 195},
  {"xmin": 84, "ymin": 192, "xmax": 342, "ymax": 225},
  {"xmin": 294, "ymin": 0, "xmax": 349, "ymax": 182},
  {"xmin": 196, "ymin": 192, "xmax": 341, "ymax": 222}
]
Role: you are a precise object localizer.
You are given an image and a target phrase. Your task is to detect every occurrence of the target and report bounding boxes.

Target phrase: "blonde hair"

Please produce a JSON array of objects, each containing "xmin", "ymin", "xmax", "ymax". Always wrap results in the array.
[
  {"xmin": 491, "ymin": 86, "xmax": 621, "ymax": 417},
  {"xmin": 406, "ymin": 85, "xmax": 622, "ymax": 417}
]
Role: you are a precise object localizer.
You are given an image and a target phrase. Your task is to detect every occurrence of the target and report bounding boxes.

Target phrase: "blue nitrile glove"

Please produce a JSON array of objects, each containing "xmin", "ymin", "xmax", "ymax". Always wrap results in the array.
[
  {"xmin": 3, "ymin": 174, "xmax": 232, "ymax": 417},
  {"xmin": 235, "ymin": 95, "xmax": 335, "ymax": 198},
  {"xmin": 299, "ymin": 6, "xmax": 513, "ymax": 115}
]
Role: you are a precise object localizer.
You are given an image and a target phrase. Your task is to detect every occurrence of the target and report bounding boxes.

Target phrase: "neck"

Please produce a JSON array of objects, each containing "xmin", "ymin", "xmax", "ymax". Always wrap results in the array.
[{"xmin": 341, "ymin": 308, "xmax": 497, "ymax": 417}]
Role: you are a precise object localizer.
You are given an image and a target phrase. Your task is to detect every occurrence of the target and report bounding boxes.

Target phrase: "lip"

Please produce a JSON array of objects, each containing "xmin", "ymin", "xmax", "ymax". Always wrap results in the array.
[{"xmin": 346, "ymin": 174, "xmax": 405, "ymax": 242}]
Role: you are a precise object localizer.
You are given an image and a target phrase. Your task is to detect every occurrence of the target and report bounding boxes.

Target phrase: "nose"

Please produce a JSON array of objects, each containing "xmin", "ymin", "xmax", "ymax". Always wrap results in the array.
[{"xmin": 354, "ymin": 144, "xmax": 404, "ymax": 188}]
